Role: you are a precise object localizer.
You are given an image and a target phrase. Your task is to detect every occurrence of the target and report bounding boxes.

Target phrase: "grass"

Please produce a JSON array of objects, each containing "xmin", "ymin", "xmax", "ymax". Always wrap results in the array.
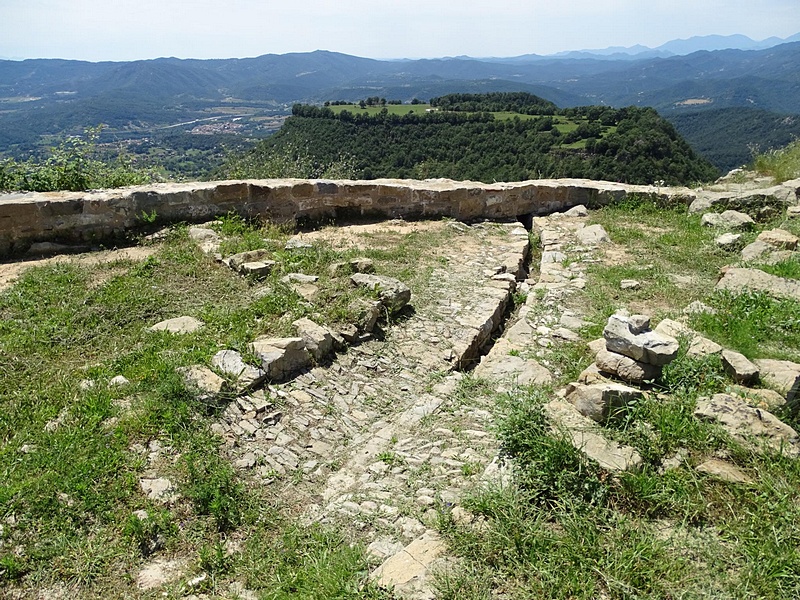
[
  {"xmin": 759, "ymin": 255, "xmax": 800, "ymax": 280},
  {"xmin": 689, "ymin": 290, "xmax": 800, "ymax": 361},
  {"xmin": 753, "ymin": 138, "xmax": 800, "ymax": 183},
  {"xmin": 438, "ymin": 361, "xmax": 800, "ymax": 598},
  {"xmin": 1, "ymin": 216, "xmax": 467, "ymax": 596},
  {"xmin": 4, "ymin": 196, "xmax": 800, "ymax": 597},
  {"xmin": 0, "ymin": 215, "xmax": 476, "ymax": 597},
  {"xmin": 429, "ymin": 196, "xmax": 800, "ymax": 599}
]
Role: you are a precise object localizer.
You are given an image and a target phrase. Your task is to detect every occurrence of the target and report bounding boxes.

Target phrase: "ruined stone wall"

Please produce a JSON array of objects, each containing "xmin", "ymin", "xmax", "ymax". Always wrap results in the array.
[{"xmin": 0, "ymin": 177, "xmax": 693, "ymax": 256}]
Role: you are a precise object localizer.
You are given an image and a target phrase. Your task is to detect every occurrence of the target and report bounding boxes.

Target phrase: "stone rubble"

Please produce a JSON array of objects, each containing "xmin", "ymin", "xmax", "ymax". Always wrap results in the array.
[
  {"xmin": 604, "ymin": 313, "xmax": 679, "ymax": 366},
  {"xmin": 130, "ymin": 200, "xmax": 800, "ymax": 598},
  {"xmin": 350, "ymin": 273, "xmax": 412, "ymax": 314},
  {"xmin": 199, "ymin": 221, "xmax": 531, "ymax": 599},
  {"xmin": 700, "ymin": 210, "xmax": 755, "ymax": 231}
]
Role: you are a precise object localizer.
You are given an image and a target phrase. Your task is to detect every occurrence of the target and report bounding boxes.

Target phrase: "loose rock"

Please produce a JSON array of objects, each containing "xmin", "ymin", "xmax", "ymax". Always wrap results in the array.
[
  {"xmin": 177, "ymin": 365, "xmax": 227, "ymax": 404},
  {"xmin": 250, "ymin": 337, "xmax": 312, "ymax": 382},
  {"xmin": 695, "ymin": 458, "xmax": 752, "ymax": 484},
  {"xmin": 576, "ymin": 224, "xmax": 610, "ymax": 245},
  {"xmin": 603, "ymin": 314, "xmax": 679, "ymax": 366},
  {"xmin": 149, "ymin": 316, "xmax": 204, "ymax": 334},
  {"xmin": 756, "ymin": 228, "xmax": 798, "ymax": 250},
  {"xmin": 293, "ymin": 318, "xmax": 334, "ymax": 361},
  {"xmin": 211, "ymin": 350, "xmax": 267, "ymax": 391},
  {"xmin": 566, "ymin": 381, "xmax": 643, "ymax": 423},
  {"xmin": 715, "ymin": 232, "xmax": 742, "ymax": 250},
  {"xmin": 351, "ymin": 273, "xmax": 411, "ymax": 313},
  {"xmin": 694, "ymin": 393, "xmax": 799, "ymax": 457},
  {"xmin": 753, "ymin": 359, "xmax": 800, "ymax": 407},
  {"xmin": 595, "ymin": 348, "xmax": 661, "ymax": 384},
  {"xmin": 721, "ymin": 350, "xmax": 759, "ymax": 386},
  {"xmin": 701, "ymin": 210, "xmax": 755, "ymax": 231}
]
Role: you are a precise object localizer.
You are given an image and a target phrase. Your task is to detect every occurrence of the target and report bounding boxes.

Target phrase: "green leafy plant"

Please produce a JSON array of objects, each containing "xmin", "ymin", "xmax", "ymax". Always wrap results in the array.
[{"xmin": 0, "ymin": 126, "xmax": 155, "ymax": 192}]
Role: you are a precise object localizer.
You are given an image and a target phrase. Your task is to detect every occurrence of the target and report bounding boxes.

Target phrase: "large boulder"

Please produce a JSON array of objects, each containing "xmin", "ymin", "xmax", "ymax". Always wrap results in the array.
[
  {"xmin": 603, "ymin": 314, "xmax": 679, "ymax": 366},
  {"xmin": 351, "ymin": 273, "xmax": 411, "ymax": 313}
]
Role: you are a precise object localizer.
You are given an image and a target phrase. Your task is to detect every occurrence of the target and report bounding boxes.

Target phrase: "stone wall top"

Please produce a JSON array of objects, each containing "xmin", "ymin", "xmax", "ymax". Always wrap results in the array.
[{"xmin": 0, "ymin": 177, "xmax": 696, "ymax": 257}]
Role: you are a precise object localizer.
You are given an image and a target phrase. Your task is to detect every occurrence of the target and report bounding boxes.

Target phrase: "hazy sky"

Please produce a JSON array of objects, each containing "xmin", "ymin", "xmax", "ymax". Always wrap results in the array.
[{"xmin": 1, "ymin": 0, "xmax": 799, "ymax": 61}]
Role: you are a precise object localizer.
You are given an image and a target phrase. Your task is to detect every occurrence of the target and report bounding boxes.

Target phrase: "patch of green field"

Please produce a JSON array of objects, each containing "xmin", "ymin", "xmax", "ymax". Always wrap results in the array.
[{"xmin": 328, "ymin": 103, "xmax": 432, "ymax": 116}]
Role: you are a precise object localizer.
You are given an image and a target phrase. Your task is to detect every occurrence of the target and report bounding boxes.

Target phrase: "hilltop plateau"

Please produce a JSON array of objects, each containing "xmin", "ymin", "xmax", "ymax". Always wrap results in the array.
[{"xmin": 2, "ymin": 166, "xmax": 800, "ymax": 598}]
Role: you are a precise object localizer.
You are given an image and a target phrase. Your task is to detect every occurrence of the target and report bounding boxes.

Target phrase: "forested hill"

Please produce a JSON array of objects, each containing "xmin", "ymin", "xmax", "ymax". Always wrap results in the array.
[{"xmin": 222, "ymin": 94, "xmax": 718, "ymax": 185}]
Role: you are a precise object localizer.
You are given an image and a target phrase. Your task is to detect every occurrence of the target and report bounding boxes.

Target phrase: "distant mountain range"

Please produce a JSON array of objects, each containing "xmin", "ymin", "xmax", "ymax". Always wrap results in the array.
[
  {"xmin": 1, "ymin": 35, "xmax": 799, "ymax": 173},
  {"xmin": 544, "ymin": 32, "xmax": 800, "ymax": 60}
]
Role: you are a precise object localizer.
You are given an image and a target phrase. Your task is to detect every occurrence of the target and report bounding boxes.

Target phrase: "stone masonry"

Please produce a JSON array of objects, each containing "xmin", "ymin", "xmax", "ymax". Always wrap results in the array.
[{"xmin": 0, "ymin": 178, "xmax": 696, "ymax": 256}]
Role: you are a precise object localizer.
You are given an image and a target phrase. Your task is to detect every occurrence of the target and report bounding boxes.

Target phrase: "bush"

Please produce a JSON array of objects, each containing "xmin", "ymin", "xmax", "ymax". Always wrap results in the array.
[{"xmin": 0, "ymin": 126, "xmax": 155, "ymax": 192}]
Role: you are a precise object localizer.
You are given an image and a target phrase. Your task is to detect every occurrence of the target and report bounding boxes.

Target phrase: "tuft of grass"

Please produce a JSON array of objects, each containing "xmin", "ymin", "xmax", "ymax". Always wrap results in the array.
[
  {"xmin": 753, "ymin": 139, "xmax": 800, "ymax": 183},
  {"xmin": 759, "ymin": 255, "xmax": 800, "ymax": 280},
  {"xmin": 496, "ymin": 388, "xmax": 607, "ymax": 508},
  {"xmin": 690, "ymin": 290, "xmax": 800, "ymax": 361},
  {"xmin": 238, "ymin": 525, "xmax": 390, "ymax": 599}
]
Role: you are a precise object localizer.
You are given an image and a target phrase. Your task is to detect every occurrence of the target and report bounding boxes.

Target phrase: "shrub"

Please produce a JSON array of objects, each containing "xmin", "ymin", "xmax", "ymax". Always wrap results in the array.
[{"xmin": 0, "ymin": 126, "xmax": 155, "ymax": 192}]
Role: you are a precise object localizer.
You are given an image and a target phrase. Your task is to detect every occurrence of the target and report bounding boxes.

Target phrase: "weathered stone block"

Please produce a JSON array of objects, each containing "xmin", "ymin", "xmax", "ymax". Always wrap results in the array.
[
  {"xmin": 694, "ymin": 393, "xmax": 798, "ymax": 456},
  {"xmin": 292, "ymin": 317, "xmax": 334, "ymax": 361},
  {"xmin": 721, "ymin": 350, "xmax": 759, "ymax": 386},
  {"xmin": 177, "ymin": 365, "xmax": 227, "ymax": 404},
  {"xmin": 249, "ymin": 337, "xmax": 311, "ymax": 382},
  {"xmin": 566, "ymin": 381, "xmax": 643, "ymax": 423},
  {"xmin": 595, "ymin": 348, "xmax": 662, "ymax": 384},
  {"xmin": 603, "ymin": 314, "xmax": 678, "ymax": 366},
  {"xmin": 211, "ymin": 350, "xmax": 266, "ymax": 391},
  {"xmin": 351, "ymin": 273, "xmax": 411, "ymax": 313}
]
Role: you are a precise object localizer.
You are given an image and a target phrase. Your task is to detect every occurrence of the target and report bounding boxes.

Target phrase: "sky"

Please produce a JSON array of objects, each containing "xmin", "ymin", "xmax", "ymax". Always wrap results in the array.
[{"xmin": 1, "ymin": 0, "xmax": 799, "ymax": 62}]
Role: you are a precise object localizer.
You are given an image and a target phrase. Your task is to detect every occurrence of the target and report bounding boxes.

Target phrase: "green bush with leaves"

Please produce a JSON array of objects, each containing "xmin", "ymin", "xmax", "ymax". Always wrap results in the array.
[{"xmin": 0, "ymin": 126, "xmax": 156, "ymax": 192}]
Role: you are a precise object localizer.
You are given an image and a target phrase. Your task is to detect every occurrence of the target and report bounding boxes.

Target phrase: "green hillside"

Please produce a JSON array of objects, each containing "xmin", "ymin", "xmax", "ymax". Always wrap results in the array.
[
  {"xmin": 220, "ymin": 93, "xmax": 719, "ymax": 185},
  {"xmin": 667, "ymin": 107, "xmax": 800, "ymax": 173}
]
